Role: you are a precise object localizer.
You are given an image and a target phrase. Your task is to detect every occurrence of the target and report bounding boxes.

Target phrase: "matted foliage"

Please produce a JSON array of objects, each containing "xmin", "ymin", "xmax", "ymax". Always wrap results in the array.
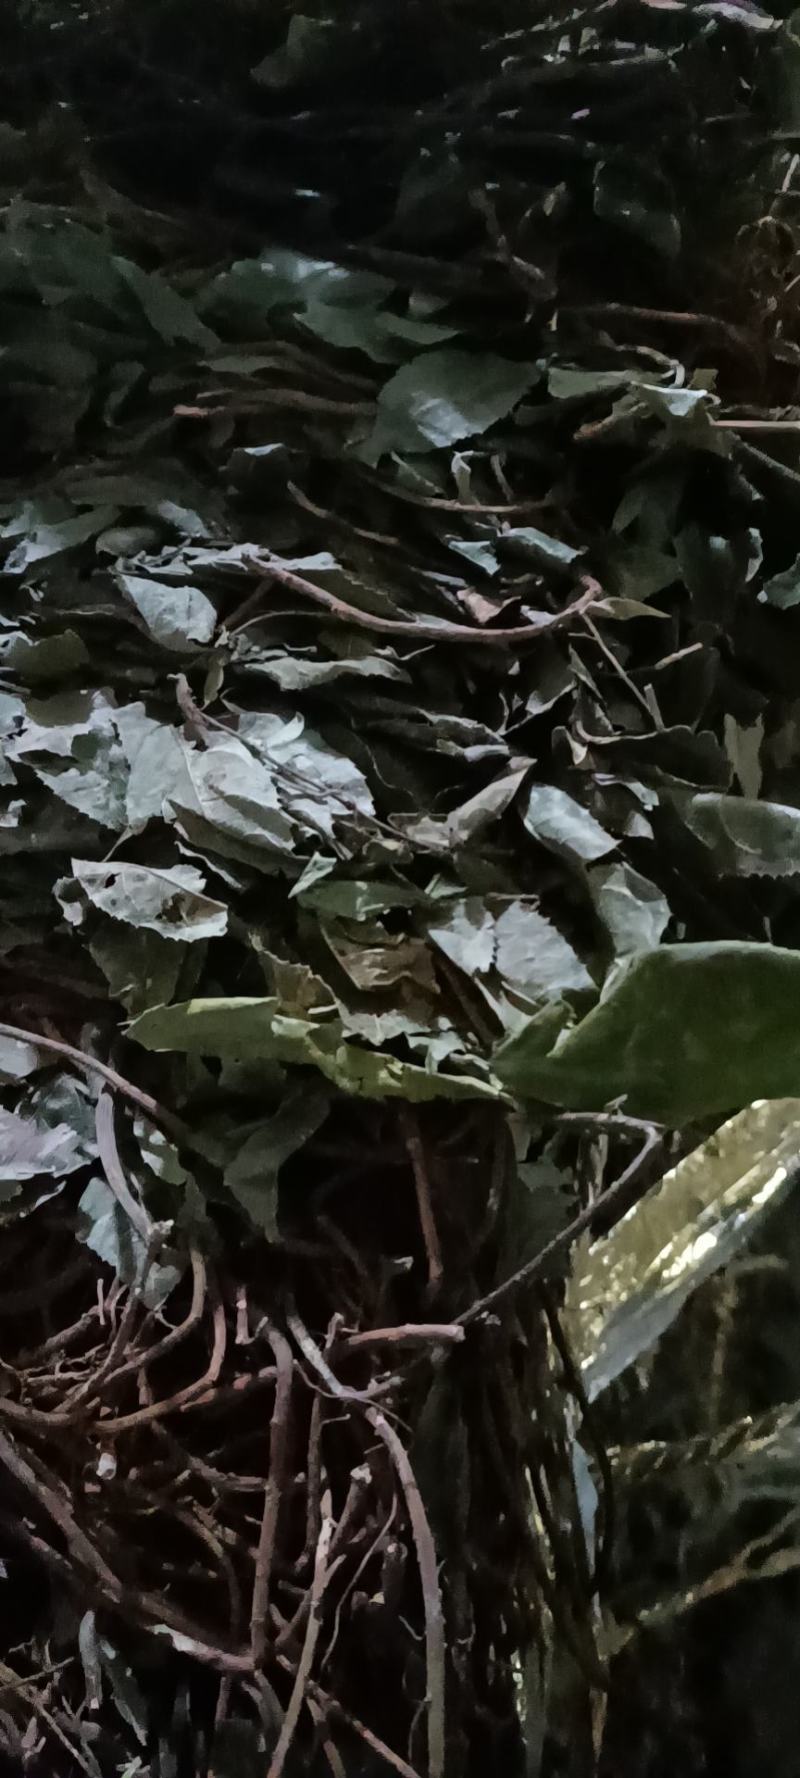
[{"xmin": 0, "ymin": 2, "xmax": 799, "ymax": 1775}]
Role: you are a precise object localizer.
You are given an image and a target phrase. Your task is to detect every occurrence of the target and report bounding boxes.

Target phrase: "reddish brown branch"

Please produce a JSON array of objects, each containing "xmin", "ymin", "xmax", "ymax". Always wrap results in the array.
[
  {"xmin": 247, "ymin": 554, "xmax": 599, "ymax": 646},
  {"xmin": 338, "ymin": 1325, "xmax": 464, "ymax": 1353}
]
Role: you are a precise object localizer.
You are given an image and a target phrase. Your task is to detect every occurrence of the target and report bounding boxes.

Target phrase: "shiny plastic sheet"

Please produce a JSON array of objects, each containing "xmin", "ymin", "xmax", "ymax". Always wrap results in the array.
[{"xmin": 568, "ymin": 1100, "xmax": 800, "ymax": 1400}]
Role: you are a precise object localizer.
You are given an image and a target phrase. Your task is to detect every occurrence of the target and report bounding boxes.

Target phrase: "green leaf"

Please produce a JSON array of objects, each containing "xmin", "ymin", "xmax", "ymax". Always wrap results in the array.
[
  {"xmin": 522, "ymin": 784, "xmax": 616, "ymax": 864},
  {"xmin": 294, "ymin": 878, "xmax": 426, "ymax": 919},
  {"xmin": 58, "ymin": 859, "xmax": 228, "ymax": 941},
  {"xmin": 360, "ymin": 349, "xmax": 537, "ymax": 460},
  {"xmin": 113, "ymin": 256, "xmax": 218, "ymax": 347},
  {"xmin": 251, "ymin": 14, "xmax": 340, "ymax": 89},
  {"xmin": 3, "ymin": 630, "xmax": 89, "ymax": 681},
  {"xmin": 303, "ymin": 298, "xmax": 456, "ymax": 363},
  {"xmin": 548, "ymin": 366, "xmax": 634, "ymax": 401},
  {"xmin": 76, "ymin": 1177, "xmax": 180, "ymax": 1308},
  {"xmin": 91, "ymin": 926, "xmax": 189, "ymax": 1017},
  {"xmin": 606, "ymin": 543, "xmax": 678, "ymax": 601},
  {"xmin": 427, "ymin": 897, "xmax": 592, "ymax": 1005},
  {"xmin": 223, "ymin": 1085, "xmax": 330, "ymax": 1239},
  {"xmin": 567, "ymin": 1099, "xmax": 800, "ymax": 1398},
  {"xmin": 0, "ymin": 1106, "xmax": 86, "ymax": 1184},
  {"xmin": 494, "ymin": 942, "xmax": 800, "ymax": 1121},
  {"xmin": 760, "ymin": 552, "xmax": 800, "ymax": 609},
  {"xmin": 115, "ymin": 705, "xmax": 195, "ymax": 829},
  {"xmin": 428, "ymin": 897, "xmax": 496, "ymax": 976},
  {"xmin": 205, "ymin": 250, "xmax": 391, "ymax": 323},
  {"xmin": 129, "ymin": 997, "xmax": 502, "ymax": 1102},
  {"xmin": 680, "ymin": 792, "xmax": 800, "ymax": 876},
  {"xmin": 588, "ymin": 861, "xmax": 671, "ymax": 955},
  {"xmin": 115, "ymin": 573, "xmax": 217, "ymax": 651},
  {"xmin": 498, "ymin": 525, "xmax": 582, "ymax": 570},
  {"xmin": 2, "ymin": 505, "xmax": 119, "ymax": 574},
  {"xmin": 238, "ymin": 649, "xmax": 408, "ymax": 692}
]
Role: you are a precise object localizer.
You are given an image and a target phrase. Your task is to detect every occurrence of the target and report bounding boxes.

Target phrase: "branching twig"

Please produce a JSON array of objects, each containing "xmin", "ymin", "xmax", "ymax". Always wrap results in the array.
[
  {"xmin": 287, "ymin": 1315, "xmax": 445, "ymax": 1778},
  {"xmin": 0, "ymin": 1021, "xmax": 192, "ymax": 1149},
  {"xmin": 458, "ymin": 1140, "xmax": 664, "ymax": 1328}
]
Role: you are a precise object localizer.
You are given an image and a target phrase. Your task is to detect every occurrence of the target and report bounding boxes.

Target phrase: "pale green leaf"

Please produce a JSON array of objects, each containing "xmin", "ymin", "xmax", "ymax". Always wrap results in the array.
[
  {"xmin": 115, "ymin": 573, "xmax": 217, "ymax": 651},
  {"xmin": 681, "ymin": 792, "xmax": 800, "ymax": 876},
  {"xmin": 115, "ymin": 705, "xmax": 196, "ymax": 829},
  {"xmin": 168, "ymin": 733, "xmax": 297, "ymax": 860},
  {"xmin": 3, "ymin": 505, "xmax": 119, "ymax": 573},
  {"xmin": 588, "ymin": 861, "xmax": 670, "ymax": 955},
  {"xmin": 522, "ymin": 784, "xmax": 616, "ymax": 864},
  {"xmin": 428, "ymin": 897, "xmax": 496, "ymax": 976},
  {"xmin": 29, "ymin": 734, "xmax": 129, "ymax": 830},
  {"xmin": 59, "ymin": 859, "xmax": 227, "ymax": 941},
  {"xmin": 129, "ymin": 997, "xmax": 502, "ymax": 1101},
  {"xmin": 0, "ymin": 1106, "xmax": 85, "ymax": 1183},
  {"xmin": 76, "ymin": 1177, "xmax": 180, "ymax": 1308},
  {"xmin": 493, "ymin": 902, "xmax": 593, "ymax": 1000},
  {"xmin": 760, "ymin": 552, "xmax": 800, "ymax": 609}
]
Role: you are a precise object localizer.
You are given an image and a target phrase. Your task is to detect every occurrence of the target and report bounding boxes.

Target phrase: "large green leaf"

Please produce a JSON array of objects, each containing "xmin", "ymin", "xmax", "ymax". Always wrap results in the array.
[{"xmin": 494, "ymin": 943, "xmax": 800, "ymax": 1121}]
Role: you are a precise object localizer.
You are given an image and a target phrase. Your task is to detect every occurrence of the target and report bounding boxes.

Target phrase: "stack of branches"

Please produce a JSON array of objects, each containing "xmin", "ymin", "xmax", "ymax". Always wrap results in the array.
[
  {"xmin": 0, "ymin": 1056, "xmax": 600, "ymax": 1778},
  {"xmin": 0, "ymin": 1, "xmax": 798, "ymax": 1774}
]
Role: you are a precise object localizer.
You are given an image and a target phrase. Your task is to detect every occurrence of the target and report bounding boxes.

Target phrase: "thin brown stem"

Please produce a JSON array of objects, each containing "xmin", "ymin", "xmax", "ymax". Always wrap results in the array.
[
  {"xmin": 457, "ymin": 1146, "xmax": 663, "ymax": 1328},
  {"xmin": 401, "ymin": 1109, "xmax": 443, "ymax": 1295},
  {"xmin": 251, "ymin": 1329, "xmax": 293, "ymax": 1670},
  {"xmin": 266, "ymin": 1497, "xmax": 335, "ymax": 1778}
]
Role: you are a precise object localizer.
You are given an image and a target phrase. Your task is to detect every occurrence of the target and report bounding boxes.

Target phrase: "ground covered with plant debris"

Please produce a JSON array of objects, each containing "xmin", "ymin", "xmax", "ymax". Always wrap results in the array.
[{"xmin": 2, "ymin": 2, "xmax": 800, "ymax": 1775}]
